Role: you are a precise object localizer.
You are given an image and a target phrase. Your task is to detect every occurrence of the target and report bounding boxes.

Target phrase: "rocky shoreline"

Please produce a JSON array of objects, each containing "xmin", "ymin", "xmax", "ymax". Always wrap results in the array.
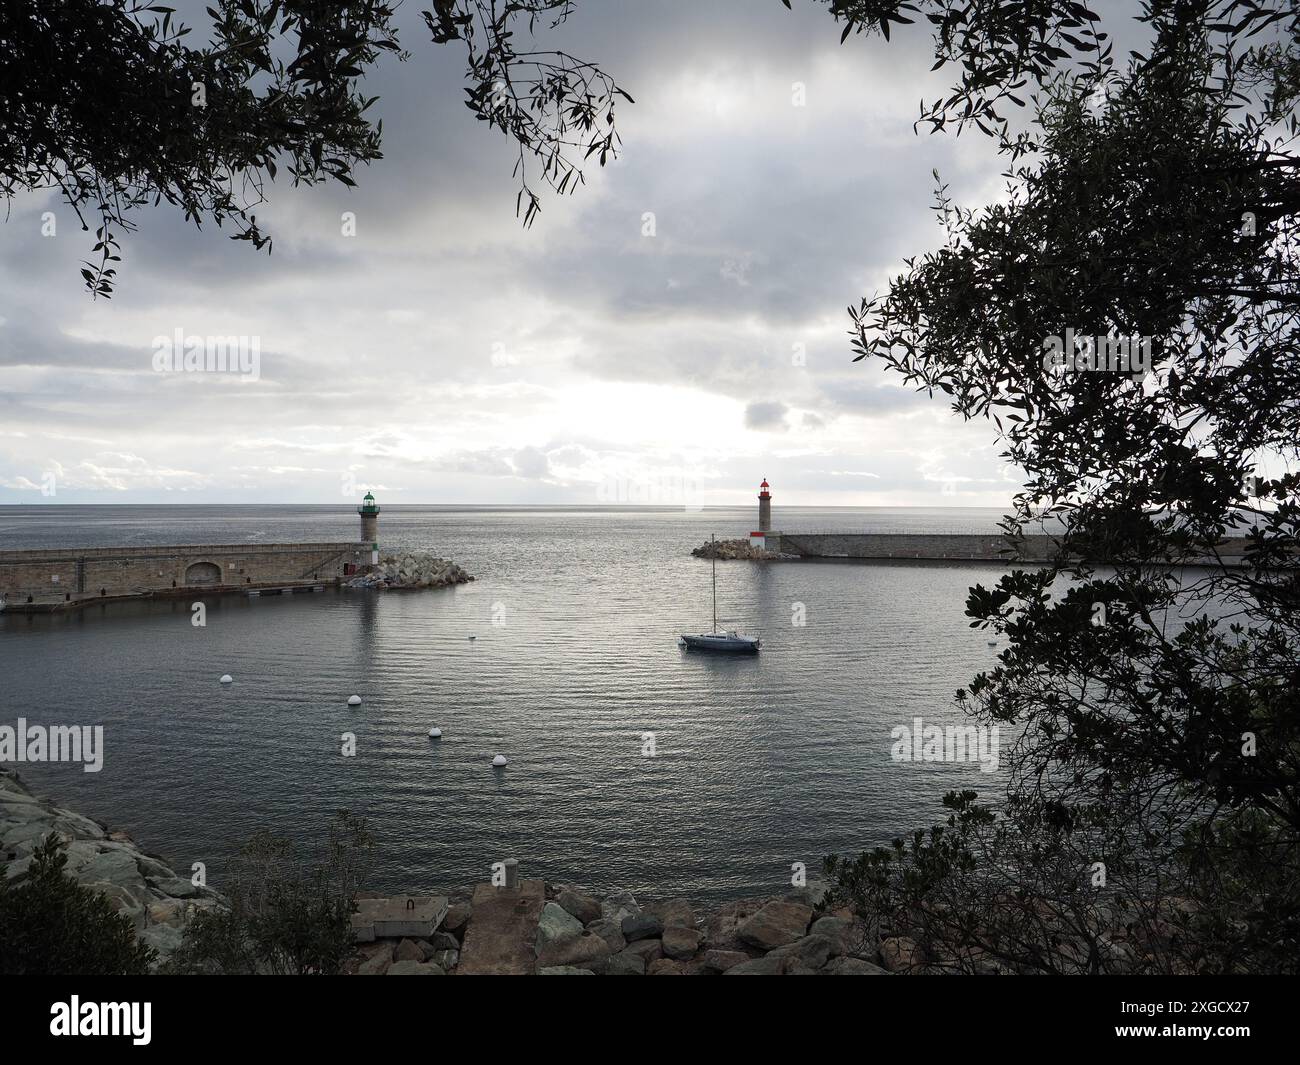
[
  {"xmin": 1, "ymin": 771, "xmax": 902, "ymax": 975},
  {"xmin": 345, "ymin": 552, "xmax": 474, "ymax": 591},
  {"xmin": 346, "ymin": 882, "xmax": 890, "ymax": 975},
  {"xmin": 3, "ymin": 770, "xmax": 1205, "ymax": 975},
  {"xmin": 0, "ymin": 768, "xmax": 224, "ymax": 969}
]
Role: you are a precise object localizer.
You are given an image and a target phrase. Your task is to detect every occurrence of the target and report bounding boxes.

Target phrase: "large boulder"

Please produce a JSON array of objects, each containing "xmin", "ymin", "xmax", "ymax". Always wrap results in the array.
[
  {"xmin": 586, "ymin": 918, "xmax": 626, "ymax": 954},
  {"xmin": 556, "ymin": 888, "xmax": 602, "ymax": 926},
  {"xmin": 701, "ymin": 949, "xmax": 752, "ymax": 973},
  {"xmin": 536, "ymin": 932, "xmax": 611, "ymax": 972},
  {"xmin": 769, "ymin": 934, "xmax": 833, "ymax": 971},
  {"xmin": 443, "ymin": 903, "xmax": 472, "ymax": 935},
  {"xmin": 146, "ymin": 875, "xmax": 201, "ymax": 899},
  {"xmin": 393, "ymin": 938, "xmax": 424, "ymax": 963},
  {"xmin": 661, "ymin": 925, "xmax": 703, "ymax": 960},
  {"xmin": 356, "ymin": 942, "xmax": 394, "ymax": 975},
  {"xmin": 601, "ymin": 890, "xmax": 640, "ymax": 925},
  {"xmin": 537, "ymin": 902, "xmax": 584, "ymax": 951},
  {"xmin": 809, "ymin": 915, "xmax": 872, "ymax": 958},
  {"xmin": 77, "ymin": 848, "xmax": 142, "ymax": 889},
  {"xmin": 623, "ymin": 938, "xmax": 664, "ymax": 965},
  {"xmin": 724, "ymin": 955, "xmax": 785, "ymax": 975},
  {"xmin": 702, "ymin": 898, "xmax": 772, "ymax": 952},
  {"xmin": 880, "ymin": 936, "xmax": 926, "ymax": 974},
  {"xmin": 736, "ymin": 900, "xmax": 812, "ymax": 951},
  {"xmin": 606, "ymin": 950, "xmax": 647, "ymax": 975},
  {"xmin": 621, "ymin": 914, "xmax": 664, "ymax": 942},
  {"xmin": 2, "ymin": 820, "xmax": 58, "ymax": 849}
]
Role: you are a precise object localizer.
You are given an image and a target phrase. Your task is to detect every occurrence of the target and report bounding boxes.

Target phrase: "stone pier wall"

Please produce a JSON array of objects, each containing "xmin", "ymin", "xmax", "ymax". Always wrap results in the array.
[
  {"xmin": 769, "ymin": 532, "xmax": 1052, "ymax": 561},
  {"xmin": 767, "ymin": 532, "xmax": 1250, "ymax": 566},
  {"xmin": 0, "ymin": 542, "xmax": 370, "ymax": 611}
]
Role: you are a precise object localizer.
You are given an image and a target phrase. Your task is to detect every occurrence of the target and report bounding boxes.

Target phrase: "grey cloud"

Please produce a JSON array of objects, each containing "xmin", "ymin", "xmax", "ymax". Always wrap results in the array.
[
  {"xmin": 744, "ymin": 401, "xmax": 789, "ymax": 430},
  {"xmin": 510, "ymin": 446, "xmax": 553, "ymax": 480},
  {"xmin": 0, "ymin": 0, "xmax": 1017, "ymax": 504}
]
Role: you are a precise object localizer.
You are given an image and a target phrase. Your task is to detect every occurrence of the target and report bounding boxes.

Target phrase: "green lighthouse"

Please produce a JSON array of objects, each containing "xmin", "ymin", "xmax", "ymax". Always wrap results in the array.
[{"xmin": 358, "ymin": 491, "xmax": 380, "ymax": 549}]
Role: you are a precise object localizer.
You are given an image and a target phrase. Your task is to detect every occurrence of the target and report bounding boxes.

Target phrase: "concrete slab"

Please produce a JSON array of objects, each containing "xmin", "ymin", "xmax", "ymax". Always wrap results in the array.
[
  {"xmin": 457, "ymin": 880, "xmax": 546, "ymax": 975},
  {"xmin": 352, "ymin": 895, "xmax": 448, "ymax": 942}
]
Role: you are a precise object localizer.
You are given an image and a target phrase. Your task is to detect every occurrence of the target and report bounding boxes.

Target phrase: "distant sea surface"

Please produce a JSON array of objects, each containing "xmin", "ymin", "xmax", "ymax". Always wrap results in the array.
[{"xmin": 1, "ymin": 505, "xmax": 1011, "ymax": 902}]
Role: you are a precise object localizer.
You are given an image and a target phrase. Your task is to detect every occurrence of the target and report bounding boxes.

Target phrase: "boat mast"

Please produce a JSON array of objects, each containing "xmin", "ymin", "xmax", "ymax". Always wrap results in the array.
[{"xmin": 711, "ymin": 533, "xmax": 717, "ymax": 633}]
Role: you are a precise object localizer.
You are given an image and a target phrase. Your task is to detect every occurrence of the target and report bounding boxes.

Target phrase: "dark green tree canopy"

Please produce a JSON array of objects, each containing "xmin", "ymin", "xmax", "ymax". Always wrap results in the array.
[
  {"xmin": 0, "ymin": 834, "xmax": 155, "ymax": 975},
  {"xmin": 817, "ymin": 0, "xmax": 1300, "ymax": 973},
  {"xmin": 0, "ymin": 0, "xmax": 629, "ymax": 296}
]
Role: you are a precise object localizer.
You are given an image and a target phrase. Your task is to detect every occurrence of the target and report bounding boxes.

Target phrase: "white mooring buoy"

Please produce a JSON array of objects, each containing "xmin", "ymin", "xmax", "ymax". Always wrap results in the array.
[
  {"xmin": 428, "ymin": 727, "xmax": 442, "ymax": 739},
  {"xmin": 219, "ymin": 674, "xmax": 233, "ymax": 685},
  {"xmin": 492, "ymin": 754, "xmax": 508, "ymax": 767},
  {"xmin": 347, "ymin": 695, "xmax": 362, "ymax": 706}
]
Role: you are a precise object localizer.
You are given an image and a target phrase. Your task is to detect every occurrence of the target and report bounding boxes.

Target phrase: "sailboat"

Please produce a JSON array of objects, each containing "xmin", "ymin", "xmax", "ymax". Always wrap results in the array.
[{"xmin": 680, "ymin": 535, "xmax": 761, "ymax": 653}]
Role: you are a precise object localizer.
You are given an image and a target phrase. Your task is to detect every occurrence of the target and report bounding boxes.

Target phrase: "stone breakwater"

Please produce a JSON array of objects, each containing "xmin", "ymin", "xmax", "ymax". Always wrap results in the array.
[
  {"xmin": 716, "ymin": 531, "xmax": 1259, "ymax": 566},
  {"xmin": 691, "ymin": 539, "xmax": 793, "ymax": 562},
  {"xmin": 0, "ymin": 769, "xmax": 224, "ymax": 968},
  {"xmin": 346, "ymin": 882, "xmax": 896, "ymax": 975},
  {"xmin": 345, "ymin": 552, "xmax": 474, "ymax": 591}
]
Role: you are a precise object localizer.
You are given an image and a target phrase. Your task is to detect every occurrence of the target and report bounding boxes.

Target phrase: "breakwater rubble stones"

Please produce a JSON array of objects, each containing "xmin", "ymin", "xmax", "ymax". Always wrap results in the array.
[
  {"xmin": 344, "ymin": 881, "xmax": 893, "ymax": 976},
  {"xmin": 345, "ymin": 552, "xmax": 474, "ymax": 591},
  {"xmin": 0, "ymin": 769, "xmax": 225, "ymax": 969},
  {"xmin": 691, "ymin": 539, "xmax": 794, "ymax": 561}
]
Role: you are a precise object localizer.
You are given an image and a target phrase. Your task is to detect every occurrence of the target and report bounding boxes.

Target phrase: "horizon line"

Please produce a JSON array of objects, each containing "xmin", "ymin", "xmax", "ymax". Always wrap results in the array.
[{"xmin": 0, "ymin": 501, "xmax": 1011, "ymax": 510}]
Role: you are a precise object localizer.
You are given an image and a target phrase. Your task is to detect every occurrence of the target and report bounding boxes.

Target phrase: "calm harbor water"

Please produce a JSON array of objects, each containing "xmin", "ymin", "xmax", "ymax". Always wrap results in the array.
[{"xmin": 1, "ymin": 505, "xmax": 1010, "ymax": 902}]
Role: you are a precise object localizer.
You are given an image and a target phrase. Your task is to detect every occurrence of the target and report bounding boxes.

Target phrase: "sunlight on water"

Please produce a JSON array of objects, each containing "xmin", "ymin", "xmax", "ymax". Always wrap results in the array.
[{"xmin": 1, "ymin": 505, "xmax": 1010, "ymax": 900}]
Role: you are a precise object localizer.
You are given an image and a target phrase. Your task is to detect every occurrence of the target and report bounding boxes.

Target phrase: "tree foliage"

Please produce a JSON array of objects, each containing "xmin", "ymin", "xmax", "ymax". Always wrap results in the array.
[
  {"xmin": 825, "ymin": 788, "xmax": 1300, "ymax": 973},
  {"xmin": 165, "ymin": 811, "xmax": 372, "ymax": 975},
  {"xmin": 816, "ymin": 0, "xmax": 1300, "ymax": 972},
  {"xmin": 0, "ymin": 833, "xmax": 155, "ymax": 975},
  {"xmin": 0, "ymin": 0, "xmax": 628, "ymax": 296}
]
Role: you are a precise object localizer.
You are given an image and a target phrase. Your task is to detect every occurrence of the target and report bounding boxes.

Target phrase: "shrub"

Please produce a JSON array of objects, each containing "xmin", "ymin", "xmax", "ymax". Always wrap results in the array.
[
  {"xmin": 166, "ymin": 811, "xmax": 372, "ymax": 975},
  {"xmin": 0, "ymin": 833, "xmax": 154, "ymax": 975}
]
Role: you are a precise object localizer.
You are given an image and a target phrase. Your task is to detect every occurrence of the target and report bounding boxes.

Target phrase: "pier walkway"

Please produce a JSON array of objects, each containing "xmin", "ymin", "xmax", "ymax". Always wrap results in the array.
[{"xmin": 765, "ymin": 531, "xmax": 1252, "ymax": 567}]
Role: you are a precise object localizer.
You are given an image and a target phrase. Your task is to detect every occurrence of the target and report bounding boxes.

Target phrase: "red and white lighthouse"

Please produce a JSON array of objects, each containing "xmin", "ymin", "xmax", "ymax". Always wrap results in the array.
[{"xmin": 748, "ymin": 477, "xmax": 773, "ymax": 553}]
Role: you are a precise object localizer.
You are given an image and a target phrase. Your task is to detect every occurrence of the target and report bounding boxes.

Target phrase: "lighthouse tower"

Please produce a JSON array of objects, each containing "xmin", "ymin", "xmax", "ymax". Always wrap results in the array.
[
  {"xmin": 758, "ymin": 477, "xmax": 772, "ymax": 533},
  {"xmin": 358, "ymin": 492, "xmax": 380, "ymax": 562}
]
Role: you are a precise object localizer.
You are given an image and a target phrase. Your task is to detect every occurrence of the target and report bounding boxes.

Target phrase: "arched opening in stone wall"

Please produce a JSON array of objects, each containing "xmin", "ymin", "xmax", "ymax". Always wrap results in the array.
[{"xmin": 184, "ymin": 561, "xmax": 222, "ymax": 585}]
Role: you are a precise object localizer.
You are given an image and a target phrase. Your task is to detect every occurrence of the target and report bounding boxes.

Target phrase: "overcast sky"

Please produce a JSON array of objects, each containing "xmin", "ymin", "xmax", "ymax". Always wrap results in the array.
[{"xmin": 0, "ymin": 0, "xmax": 1028, "ymax": 507}]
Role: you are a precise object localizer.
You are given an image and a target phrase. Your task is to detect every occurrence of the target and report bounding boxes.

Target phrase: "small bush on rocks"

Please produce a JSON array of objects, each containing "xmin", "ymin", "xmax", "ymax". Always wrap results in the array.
[
  {"xmin": 0, "ymin": 834, "xmax": 155, "ymax": 975},
  {"xmin": 166, "ymin": 812, "xmax": 372, "ymax": 975}
]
